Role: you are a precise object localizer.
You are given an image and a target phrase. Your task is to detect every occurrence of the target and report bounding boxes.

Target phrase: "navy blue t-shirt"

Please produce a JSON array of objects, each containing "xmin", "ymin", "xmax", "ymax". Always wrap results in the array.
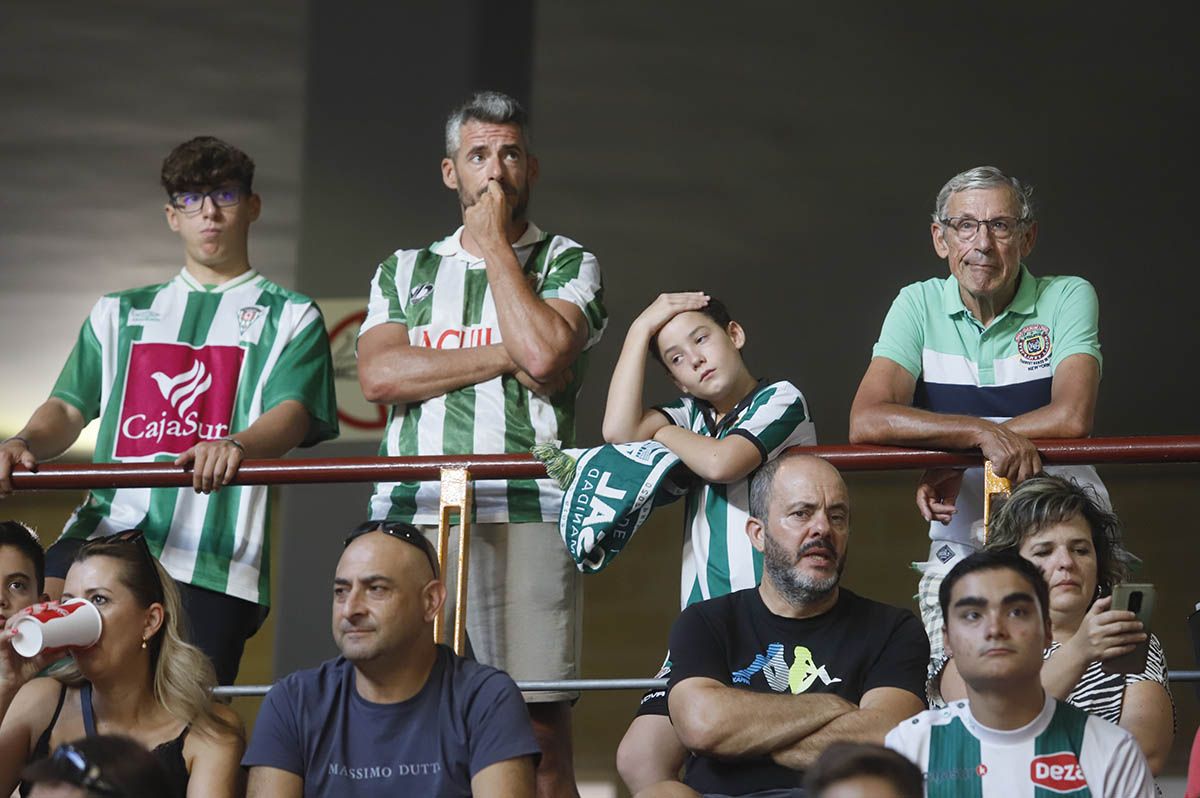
[{"xmin": 243, "ymin": 646, "xmax": 540, "ymax": 796}]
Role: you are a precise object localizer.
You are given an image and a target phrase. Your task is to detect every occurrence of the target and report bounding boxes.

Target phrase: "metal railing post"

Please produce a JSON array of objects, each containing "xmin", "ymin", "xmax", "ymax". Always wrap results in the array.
[
  {"xmin": 434, "ymin": 467, "xmax": 472, "ymax": 655},
  {"xmin": 982, "ymin": 460, "xmax": 1011, "ymax": 541}
]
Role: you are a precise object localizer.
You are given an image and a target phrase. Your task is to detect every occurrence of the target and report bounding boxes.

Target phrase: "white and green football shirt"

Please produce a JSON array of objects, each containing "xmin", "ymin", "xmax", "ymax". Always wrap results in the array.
[
  {"xmin": 885, "ymin": 695, "xmax": 1154, "ymax": 797},
  {"xmin": 51, "ymin": 268, "xmax": 339, "ymax": 605},
  {"xmin": 655, "ymin": 380, "xmax": 816, "ymax": 608},
  {"xmin": 360, "ymin": 223, "xmax": 606, "ymax": 524}
]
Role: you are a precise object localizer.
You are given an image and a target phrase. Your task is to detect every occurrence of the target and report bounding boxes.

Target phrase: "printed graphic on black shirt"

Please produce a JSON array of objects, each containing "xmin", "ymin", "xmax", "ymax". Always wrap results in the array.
[{"xmin": 732, "ymin": 643, "xmax": 844, "ymax": 693}]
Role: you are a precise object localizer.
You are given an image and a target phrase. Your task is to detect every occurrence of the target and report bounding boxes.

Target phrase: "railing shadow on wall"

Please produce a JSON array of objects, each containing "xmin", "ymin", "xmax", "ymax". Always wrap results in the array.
[{"xmin": 11, "ymin": 434, "xmax": 1200, "ymax": 695}]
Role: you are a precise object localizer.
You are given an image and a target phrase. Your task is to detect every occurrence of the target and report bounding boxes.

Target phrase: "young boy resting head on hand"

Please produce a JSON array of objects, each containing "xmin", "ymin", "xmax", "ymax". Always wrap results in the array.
[{"xmin": 603, "ymin": 292, "xmax": 818, "ymax": 793}]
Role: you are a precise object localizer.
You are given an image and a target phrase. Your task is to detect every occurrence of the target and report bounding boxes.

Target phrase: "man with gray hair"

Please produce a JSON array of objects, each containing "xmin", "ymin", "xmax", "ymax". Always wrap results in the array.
[
  {"xmin": 848, "ymin": 165, "xmax": 1107, "ymax": 693},
  {"xmin": 638, "ymin": 453, "xmax": 928, "ymax": 797},
  {"xmin": 356, "ymin": 90, "xmax": 607, "ymax": 797}
]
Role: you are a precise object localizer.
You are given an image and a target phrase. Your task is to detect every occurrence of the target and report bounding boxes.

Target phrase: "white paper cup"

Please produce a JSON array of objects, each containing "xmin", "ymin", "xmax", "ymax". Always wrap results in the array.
[{"xmin": 11, "ymin": 599, "xmax": 103, "ymax": 657}]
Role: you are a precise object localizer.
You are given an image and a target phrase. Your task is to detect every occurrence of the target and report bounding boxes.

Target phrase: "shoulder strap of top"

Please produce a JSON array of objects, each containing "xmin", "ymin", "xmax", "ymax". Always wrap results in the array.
[
  {"xmin": 80, "ymin": 681, "xmax": 97, "ymax": 736},
  {"xmin": 151, "ymin": 724, "xmax": 192, "ymax": 798},
  {"xmin": 29, "ymin": 683, "xmax": 70, "ymax": 764}
]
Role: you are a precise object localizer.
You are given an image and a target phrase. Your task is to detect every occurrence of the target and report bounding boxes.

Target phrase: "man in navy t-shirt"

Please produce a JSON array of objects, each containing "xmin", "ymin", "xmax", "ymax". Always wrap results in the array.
[{"xmin": 244, "ymin": 522, "xmax": 540, "ymax": 797}]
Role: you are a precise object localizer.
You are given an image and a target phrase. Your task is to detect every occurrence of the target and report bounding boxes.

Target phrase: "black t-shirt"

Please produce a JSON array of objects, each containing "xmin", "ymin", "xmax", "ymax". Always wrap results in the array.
[{"xmin": 667, "ymin": 587, "xmax": 928, "ymax": 795}]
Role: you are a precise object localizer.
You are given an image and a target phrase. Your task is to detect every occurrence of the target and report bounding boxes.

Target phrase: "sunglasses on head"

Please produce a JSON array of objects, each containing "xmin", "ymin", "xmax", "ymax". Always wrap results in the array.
[
  {"xmin": 50, "ymin": 743, "xmax": 121, "ymax": 797},
  {"xmin": 344, "ymin": 521, "xmax": 440, "ymax": 578},
  {"xmin": 83, "ymin": 529, "xmax": 165, "ymax": 603}
]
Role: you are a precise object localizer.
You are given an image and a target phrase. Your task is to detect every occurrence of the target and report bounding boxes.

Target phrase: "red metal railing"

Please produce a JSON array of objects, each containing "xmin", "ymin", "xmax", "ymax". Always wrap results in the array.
[
  {"xmin": 11, "ymin": 434, "xmax": 1200, "ymax": 491},
  {"xmin": 10, "ymin": 433, "xmax": 1200, "ymax": 693}
]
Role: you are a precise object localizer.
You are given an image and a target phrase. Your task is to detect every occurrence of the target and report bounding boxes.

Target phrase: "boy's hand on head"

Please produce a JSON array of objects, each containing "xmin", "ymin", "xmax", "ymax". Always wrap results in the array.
[{"xmin": 632, "ymin": 292, "xmax": 710, "ymax": 338}]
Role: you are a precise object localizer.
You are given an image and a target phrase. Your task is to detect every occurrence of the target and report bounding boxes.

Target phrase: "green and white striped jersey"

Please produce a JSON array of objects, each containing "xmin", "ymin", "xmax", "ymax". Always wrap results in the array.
[
  {"xmin": 655, "ymin": 380, "xmax": 816, "ymax": 608},
  {"xmin": 361, "ymin": 224, "xmax": 606, "ymax": 524},
  {"xmin": 885, "ymin": 695, "xmax": 1154, "ymax": 797},
  {"xmin": 52, "ymin": 268, "xmax": 339, "ymax": 605}
]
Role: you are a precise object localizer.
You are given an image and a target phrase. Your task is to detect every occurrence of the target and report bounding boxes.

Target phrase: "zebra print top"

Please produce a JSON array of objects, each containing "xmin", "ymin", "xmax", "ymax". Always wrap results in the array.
[{"xmin": 1044, "ymin": 633, "xmax": 1174, "ymax": 726}]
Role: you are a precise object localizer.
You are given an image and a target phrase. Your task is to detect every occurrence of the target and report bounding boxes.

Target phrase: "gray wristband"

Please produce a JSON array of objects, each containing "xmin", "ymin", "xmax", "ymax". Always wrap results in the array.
[{"xmin": 219, "ymin": 437, "xmax": 246, "ymax": 453}]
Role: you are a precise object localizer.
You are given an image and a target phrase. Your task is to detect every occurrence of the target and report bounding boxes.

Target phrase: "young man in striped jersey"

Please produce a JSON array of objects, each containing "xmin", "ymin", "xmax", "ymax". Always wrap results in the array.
[
  {"xmin": 0, "ymin": 137, "xmax": 339, "ymax": 684},
  {"xmin": 886, "ymin": 550, "xmax": 1154, "ymax": 796},
  {"xmin": 356, "ymin": 91, "xmax": 605, "ymax": 798},
  {"xmin": 639, "ymin": 454, "xmax": 927, "ymax": 798},
  {"xmin": 603, "ymin": 292, "xmax": 818, "ymax": 793},
  {"xmin": 848, "ymin": 166, "xmax": 1107, "ymax": 691}
]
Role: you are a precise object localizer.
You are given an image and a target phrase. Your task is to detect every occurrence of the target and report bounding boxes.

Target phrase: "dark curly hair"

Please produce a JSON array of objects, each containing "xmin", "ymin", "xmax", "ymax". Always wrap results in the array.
[
  {"xmin": 985, "ymin": 474, "xmax": 1135, "ymax": 598},
  {"xmin": 160, "ymin": 136, "xmax": 255, "ymax": 196}
]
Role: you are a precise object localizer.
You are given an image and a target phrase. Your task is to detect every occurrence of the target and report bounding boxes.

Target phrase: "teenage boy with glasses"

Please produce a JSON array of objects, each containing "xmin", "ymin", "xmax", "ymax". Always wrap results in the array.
[
  {"xmin": 0, "ymin": 136, "xmax": 339, "ymax": 685},
  {"xmin": 243, "ymin": 521, "xmax": 539, "ymax": 798}
]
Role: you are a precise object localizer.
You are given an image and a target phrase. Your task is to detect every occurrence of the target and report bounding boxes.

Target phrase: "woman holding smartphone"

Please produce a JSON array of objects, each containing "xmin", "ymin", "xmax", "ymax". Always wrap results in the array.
[{"xmin": 939, "ymin": 475, "xmax": 1175, "ymax": 775}]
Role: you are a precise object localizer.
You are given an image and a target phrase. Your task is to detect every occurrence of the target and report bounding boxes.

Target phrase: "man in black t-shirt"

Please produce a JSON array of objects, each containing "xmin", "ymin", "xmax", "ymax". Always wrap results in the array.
[{"xmin": 640, "ymin": 454, "xmax": 928, "ymax": 798}]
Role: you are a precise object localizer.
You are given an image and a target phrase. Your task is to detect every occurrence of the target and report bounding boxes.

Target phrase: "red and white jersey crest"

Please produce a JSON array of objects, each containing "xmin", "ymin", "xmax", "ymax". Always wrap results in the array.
[{"xmin": 116, "ymin": 342, "xmax": 244, "ymax": 457}]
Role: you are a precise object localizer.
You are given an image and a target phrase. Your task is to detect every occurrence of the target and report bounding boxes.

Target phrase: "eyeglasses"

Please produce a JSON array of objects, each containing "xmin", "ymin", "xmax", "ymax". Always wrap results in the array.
[
  {"xmin": 83, "ymin": 529, "xmax": 165, "ymax": 603},
  {"xmin": 51, "ymin": 744, "xmax": 121, "ymax": 797},
  {"xmin": 344, "ymin": 521, "xmax": 440, "ymax": 578},
  {"xmin": 940, "ymin": 216, "xmax": 1028, "ymax": 241},
  {"xmin": 168, "ymin": 185, "xmax": 246, "ymax": 216}
]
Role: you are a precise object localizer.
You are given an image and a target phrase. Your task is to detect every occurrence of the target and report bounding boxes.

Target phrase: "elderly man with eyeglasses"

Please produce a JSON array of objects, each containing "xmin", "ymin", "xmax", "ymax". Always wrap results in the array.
[
  {"xmin": 243, "ymin": 522, "xmax": 539, "ymax": 798},
  {"xmin": 848, "ymin": 166, "xmax": 1108, "ymax": 698},
  {"xmin": 0, "ymin": 136, "xmax": 339, "ymax": 685}
]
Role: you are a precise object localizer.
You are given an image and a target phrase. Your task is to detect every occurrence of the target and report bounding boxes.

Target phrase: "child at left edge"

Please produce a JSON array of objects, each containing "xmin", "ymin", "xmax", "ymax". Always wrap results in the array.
[{"xmin": 602, "ymin": 291, "xmax": 818, "ymax": 792}]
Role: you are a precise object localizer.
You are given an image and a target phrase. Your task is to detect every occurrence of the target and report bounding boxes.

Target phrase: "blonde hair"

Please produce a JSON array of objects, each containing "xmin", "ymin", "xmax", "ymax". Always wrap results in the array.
[{"xmin": 56, "ymin": 541, "xmax": 237, "ymax": 739}]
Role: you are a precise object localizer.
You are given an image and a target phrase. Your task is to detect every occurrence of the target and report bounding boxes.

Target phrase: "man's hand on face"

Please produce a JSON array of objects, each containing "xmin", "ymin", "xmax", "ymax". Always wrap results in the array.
[
  {"xmin": 977, "ymin": 423, "xmax": 1042, "ymax": 483},
  {"xmin": 463, "ymin": 180, "xmax": 513, "ymax": 253},
  {"xmin": 631, "ymin": 292, "xmax": 710, "ymax": 338},
  {"xmin": 174, "ymin": 438, "xmax": 246, "ymax": 494},
  {"xmin": 0, "ymin": 439, "xmax": 37, "ymax": 498},
  {"xmin": 916, "ymin": 467, "xmax": 964, "ymax": 524}
]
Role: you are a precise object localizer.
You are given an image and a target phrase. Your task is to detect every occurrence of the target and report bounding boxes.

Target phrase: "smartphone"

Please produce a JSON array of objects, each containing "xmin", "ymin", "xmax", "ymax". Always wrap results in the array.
[{"xmin": 1102, "ymin": 583, "xmax": 1155, "ymax": 675}]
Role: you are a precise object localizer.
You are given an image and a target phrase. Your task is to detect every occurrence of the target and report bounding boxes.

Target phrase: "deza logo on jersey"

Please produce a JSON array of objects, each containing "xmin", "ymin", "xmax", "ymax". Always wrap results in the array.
[
  {"xmin": 1030, "ymin": 751, "xmax": 1087, "ymax": 793},
  {"xmin": 116, "ymin": 342, "xmax": 244, "ymax": 457}
]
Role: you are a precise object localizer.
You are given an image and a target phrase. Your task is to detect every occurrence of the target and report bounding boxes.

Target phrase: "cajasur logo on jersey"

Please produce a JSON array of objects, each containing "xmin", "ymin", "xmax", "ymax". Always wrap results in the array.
[
  {"xmin": 116, "ymin": 342, "xmax": 244, "ymax": 458},
  {"xmin": 1030, "ymin": 751, "xmax": 1087, "ymax": 793}
]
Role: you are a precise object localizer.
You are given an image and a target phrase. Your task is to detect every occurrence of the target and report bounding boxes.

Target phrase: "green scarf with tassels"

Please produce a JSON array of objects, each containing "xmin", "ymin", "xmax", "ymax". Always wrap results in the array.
[{"xmin": 533, "ymin": 440, "xmax": 690, "ymax": 573}]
